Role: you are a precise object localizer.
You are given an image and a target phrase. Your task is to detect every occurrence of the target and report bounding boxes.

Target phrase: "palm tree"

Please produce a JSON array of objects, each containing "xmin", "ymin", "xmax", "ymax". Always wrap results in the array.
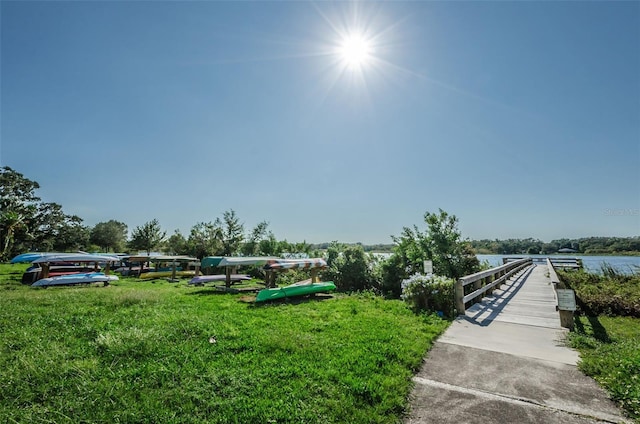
[{"xmin": 0, "ymin": 211, "xmax": 27, "ymax": 260}]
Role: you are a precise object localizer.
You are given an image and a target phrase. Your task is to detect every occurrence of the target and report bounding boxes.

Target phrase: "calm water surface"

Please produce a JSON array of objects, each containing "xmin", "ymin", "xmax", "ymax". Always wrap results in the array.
[{"xmin": 477, "ymin": 254, "xmax": 640, "ymax": 274}]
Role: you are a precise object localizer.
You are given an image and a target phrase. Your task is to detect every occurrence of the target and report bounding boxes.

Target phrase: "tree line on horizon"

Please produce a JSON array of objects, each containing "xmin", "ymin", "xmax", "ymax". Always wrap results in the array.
[
  {"xmin": 470, "ymin": 237, "xmax": 640, "ymax": 256},
  {"xmin": 0, "ymin": 167, "xmax": 314, "ymax": 262},
  {"xmin": 1, "ymin": 167, "xmax": 486, "ymax": 297},
  {"xmin": 2, "ymin": 166, "xmax": 637, "ymax": 263}
]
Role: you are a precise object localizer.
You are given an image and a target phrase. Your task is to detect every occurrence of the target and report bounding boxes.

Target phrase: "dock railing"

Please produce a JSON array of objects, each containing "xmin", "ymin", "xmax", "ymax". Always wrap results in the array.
[
  {"xmin": 455, "ymin": 257, "xmax": 533, "ymax": 315},
  {"xmin": 547, "ymin": 258, "xmax": 575, "ymax": 329},
  {"xmin": 503, "ymin": 256, "xmax": 582, "ymax": 270}
]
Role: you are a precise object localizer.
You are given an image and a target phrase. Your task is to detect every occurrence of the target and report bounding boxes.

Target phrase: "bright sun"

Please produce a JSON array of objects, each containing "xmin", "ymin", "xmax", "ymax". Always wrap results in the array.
[{"xmin": 338, "ymin": 33, "xmax": 373, "ymax": 69}]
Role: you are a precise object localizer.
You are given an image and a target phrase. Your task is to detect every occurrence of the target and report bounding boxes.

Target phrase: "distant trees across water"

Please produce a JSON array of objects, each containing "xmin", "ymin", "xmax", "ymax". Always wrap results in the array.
[{"xmin": 470, "ymin": 237, "xmax": 640, "ymax": 256}]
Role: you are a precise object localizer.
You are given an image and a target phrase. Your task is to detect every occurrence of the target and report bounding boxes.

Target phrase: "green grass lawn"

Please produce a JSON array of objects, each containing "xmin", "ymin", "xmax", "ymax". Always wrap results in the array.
[
  {"xmin": 568, "ymin": 315, "xmax": 640, "ymax": 421},
  {"xmin": 560, "ymin": 269, "xmax": 640, "ymax": 421},
  {"xmin": 0, "ymin": 264, "xmax": 448, "ymax": 423}
]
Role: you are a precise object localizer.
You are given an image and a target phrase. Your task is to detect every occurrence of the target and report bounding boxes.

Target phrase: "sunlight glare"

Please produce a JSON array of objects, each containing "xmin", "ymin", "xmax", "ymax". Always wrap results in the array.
[{"xmin": 339, "ymin": 33, "xmax": 373, "ymax": 69}]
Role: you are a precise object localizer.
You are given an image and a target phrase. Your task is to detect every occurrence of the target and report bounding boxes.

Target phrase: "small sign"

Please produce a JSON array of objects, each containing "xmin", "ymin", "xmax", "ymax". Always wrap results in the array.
[
  {"xmin": 556, "ymin": 289, "xmax": 576, "ymax": 311},
  {"xmin": 423, "ymin": 260, "xmax": 433, "ymax": 275}
]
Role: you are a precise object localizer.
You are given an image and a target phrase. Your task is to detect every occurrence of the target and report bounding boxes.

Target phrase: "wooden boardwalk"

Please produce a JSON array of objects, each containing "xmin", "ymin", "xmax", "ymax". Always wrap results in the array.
[
  {"xmin": 442, "ymin": 263, "xmax": 579, "ymax": 364},
  {"xmin": 406, "ymin": 263, "xmax": 630, "ymax": 423}
]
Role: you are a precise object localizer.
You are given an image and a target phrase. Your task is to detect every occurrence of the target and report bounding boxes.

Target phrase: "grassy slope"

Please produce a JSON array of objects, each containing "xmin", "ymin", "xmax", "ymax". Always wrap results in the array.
[
  {"xmin": 559, "ymin": 270, "xmax": 640, "ymax": 421},
  {"xmin": 569, "ymin": 316, "xmax": 640, "ymax": 421},
  {"xmin": 0, "ymin": 264, "xmax": 448, "ymax": 423}
]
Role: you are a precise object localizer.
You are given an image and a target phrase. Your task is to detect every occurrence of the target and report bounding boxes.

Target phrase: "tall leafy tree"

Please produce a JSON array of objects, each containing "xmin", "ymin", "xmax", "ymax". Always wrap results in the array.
[
  {"xmin": 187, "ymin": 222, "xmax": 222, "ymax": 259},
  {"xmin": 53, "ymin": 215, "xmax": 90, "ymax": 252},
  {"xmin": 382, "ymin": 209, "xmax": 479, "ymax": 298},
  {"xmin": 258, "ymin": 232, "xmax": 281, "ymax": 256},
  {"xmin": 129, "ymin": 219, "xmax": 167, "ymax": 255},
  {"xmin": 218, "ymin": 209, "xmax": 244, "ymax": 256},
  {"xmin": 0, "ymin": 211, "xmax": 27, "ymax": 260},
  {"xmin": 166, "ymin": 230, "xmax": 188, "ymax": 255},
  {"xmin": 241, "ymin": 221, "xmax": 269, "ymax": 256},
  {"xmin": 90, "ymin": 220, "xmax": 128, "ymax": 252},
  {"xmin": 0, "ymin": 167, "xmax": 40, "ymax": 259}
]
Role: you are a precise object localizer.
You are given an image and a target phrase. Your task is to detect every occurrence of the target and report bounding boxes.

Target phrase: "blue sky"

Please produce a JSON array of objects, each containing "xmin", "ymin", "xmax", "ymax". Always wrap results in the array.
[{"xmin": 2, "ymin": 1, "xmax": 639, "ymax": 244}]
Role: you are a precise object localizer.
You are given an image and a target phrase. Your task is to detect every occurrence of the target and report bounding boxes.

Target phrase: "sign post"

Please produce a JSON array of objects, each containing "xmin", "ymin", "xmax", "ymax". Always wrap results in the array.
[
  {"xmin": 423, "ymin": 260, "xmax": 433, "ymax": 275},
  {"xmin": 556, "ymin": 289, "xmax": 576, "ymax": 329}
]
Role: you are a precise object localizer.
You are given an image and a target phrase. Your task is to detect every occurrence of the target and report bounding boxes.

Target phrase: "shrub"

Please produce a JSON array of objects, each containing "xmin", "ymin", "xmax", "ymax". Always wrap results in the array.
[
  {"xmin": 323, "ymin": 244, "xmax": 379, "ymax": 292},
  {"xmin": 401, "ymin": 274, "xmax": 455, "ymax": 318},
  {"xmin": 558, "ymin": 269, "xmax": 640, "ymax": 318}
]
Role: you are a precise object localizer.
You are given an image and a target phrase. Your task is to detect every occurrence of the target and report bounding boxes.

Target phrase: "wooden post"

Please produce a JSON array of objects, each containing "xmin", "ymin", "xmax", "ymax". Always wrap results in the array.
[
  {"xmin": 225, "ymin": 266, "xmax": 231, "ymax": 289},
  {"xmin": 455, "ymin": 279, "xmax": 465, "ymax": 315},
  {"xmin": 485, "ymin": 275, "xmax": 494, "ymax": 295},
  {"xmin": 559, "ymin": 310, "xmax": 574, "ymax": 330},
  {"xmin": 105, "ymin": 262, "xmax": 111, "ymax": 275},
  {"xmin": 311, "ymin": 268, "xmax": 319, "ymax": 284},
  {"xmin": 42, "ymin": 263, "xmax": 50, "ymax": 279},
  {"xmin": 171, "ymin": 261, "xmax": 177, "ymax": 281},
  {"xmin": 473, "ymin": 278, "xmax": 483, "ymax": 304}
]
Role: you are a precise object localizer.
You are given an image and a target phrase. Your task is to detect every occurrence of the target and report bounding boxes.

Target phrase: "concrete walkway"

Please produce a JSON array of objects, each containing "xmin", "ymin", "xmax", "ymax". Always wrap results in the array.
[{"xmin": 406, "ymin": 264, "xmax": 631, "ymax": 424}]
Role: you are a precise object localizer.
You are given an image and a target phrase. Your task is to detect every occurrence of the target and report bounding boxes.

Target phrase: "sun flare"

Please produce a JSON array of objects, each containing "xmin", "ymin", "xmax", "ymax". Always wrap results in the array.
[{"xmin": 338, "ymin": 33, "xmax": 373, "ymax": 69}]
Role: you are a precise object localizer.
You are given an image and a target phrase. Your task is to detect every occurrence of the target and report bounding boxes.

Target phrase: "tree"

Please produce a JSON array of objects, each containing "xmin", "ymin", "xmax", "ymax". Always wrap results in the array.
[
  {"xmin": 0, "ymin": 167, "xmax": 92, "ymax": 258},
  {"xmin": 382, "ymin": 209, "xmax": 479, "ymax": 298},
  {"xmin": 0, "ymin": 167, "xmax": 40, "ymax": 259},
  {"xmin": 324, "ymin": 243, "xmax": 377, "ymax": 292},
  {"xmin": 90, "ymin": 220, "xmax": 128, "ymax": 252},
  {"xmin": 129, "ymin": 219, "xmax": 167, "ymax": 255},
  {"xmin": 166, "ymin": 230, "xmax": 188, "ymax": 255},
  {"xmin": 0, "ymin": 211, "xmax": 27, "ymax": 260},
  {"xmin": 423, "ymin": 209, "xmax": 480, "ymax": 280},
  {"xmin": 258, "ymin": 232, "xmax": 281, "ymax": 256},
  {"xmin": 218, "ymin": 209, "xmax": 244, "ymax": 256},
  {"xmin": 241, "ymin": 221, "xmax": 269, "ymax": 256},
  {"xmin": 52, "ymin": 215, "xmax": 90, "ymax": 252},
  {"xmin": 187, "ymin": 222, "xmax": 222, "ymax": 259}
]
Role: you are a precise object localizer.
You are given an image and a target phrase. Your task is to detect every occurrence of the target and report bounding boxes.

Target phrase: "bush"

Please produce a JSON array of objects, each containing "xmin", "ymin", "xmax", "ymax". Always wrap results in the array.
[
  {"xmin": 323, "ymin": 244, "xmax": 379, "ymax": 292},
  {"xmin": 558, "ymin": 269, "xmax": 640, "ymax": 318},
  {"xmin": 401, "ymin": 274, "xmax": 455, "ymax": 318}
]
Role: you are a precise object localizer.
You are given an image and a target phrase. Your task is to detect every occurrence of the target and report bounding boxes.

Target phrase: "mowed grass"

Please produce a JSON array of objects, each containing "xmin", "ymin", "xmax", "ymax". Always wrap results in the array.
[
  {"xmin": 560, "ymin": 269, "xmax": 640, "ymax": 420},
  {"xmin": 0, "ymin": 264, "xmax": 448, "ymax": 423},
  {"xmin": 569, "ymin": 316, "xmax": 640, "ymax": 421}
]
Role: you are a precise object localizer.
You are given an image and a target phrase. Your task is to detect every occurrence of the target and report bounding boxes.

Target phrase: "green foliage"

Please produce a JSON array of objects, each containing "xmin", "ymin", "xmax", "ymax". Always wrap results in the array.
[
  {"xmin": 324, "ymin": 243, "xmax": 379, "ymax": 292},
  {"xmin": 568, "ymin": 316, "xmax": 640, "ymax": 420},
  {"xmin": 240, "ymin": 221, "xmax": 269, "ymax": 256},
  {"xmin": 187, "ymin": 221, "xmax": 222, "ymax": 259},
  {"xmin": 471, "ymin": 236, "xmax": 640, "ymax": 255},
  {"xmin": 400, "ymin": 274, "xmax": 456, "ymax": 318},
  {"xmin": 380, "ymin": 253, "xmax": 405, "ymax": 299},
  {"xmin": 129, "ymin": 219, "xmax": 167, "ymax": 255},
  {"xmin": 558, "ymin": 268, "xmax": 640, "ymax": 317},
  {"xmin": 166, "ymin": 229, "xmax": 188, "ymax": 255},
  {"xmin": 0, "ymin": 167, "xmax": 89, "ymax": 259},
  {"xmin": 383, "ymin": 209, "xmax": 479, "ymax": 298},
  {"xmin": 90, "ymin": 220, "xmax": 128, "ymax": 253},
  {"xmin": 218, "ymin": 209, "xmax": 244, "ymax": 256},
  {"xmin": 0, "ymin": 265, "xmax": 449, "ymax": 423}
]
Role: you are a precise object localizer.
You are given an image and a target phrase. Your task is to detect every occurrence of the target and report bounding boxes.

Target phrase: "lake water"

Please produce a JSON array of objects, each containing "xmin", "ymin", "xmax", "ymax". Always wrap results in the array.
[{"xmin": 477, "ymin": 254, "xmax": 640, "ymax": 275}]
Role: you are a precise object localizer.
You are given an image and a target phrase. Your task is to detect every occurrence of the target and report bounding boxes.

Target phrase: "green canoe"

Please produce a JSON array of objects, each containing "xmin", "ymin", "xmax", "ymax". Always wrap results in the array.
[{"xmin": 255, "ymin": 281, "xmax": 336, "ymax": 303}]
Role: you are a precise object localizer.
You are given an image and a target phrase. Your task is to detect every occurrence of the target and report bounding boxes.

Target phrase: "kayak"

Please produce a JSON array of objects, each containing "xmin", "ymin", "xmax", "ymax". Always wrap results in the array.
[
  {"xmin": 255, "ymin": 281, "xmax": 336, "ymax": 303},
  {"xmin": 32, "ymin": 272, "xmax": 119, "ymax": 287},
  {"xmin": 139, "ymin": 270, "xmax": 196, "ymax": 279},
  {"xmin": 188, "ymin": 274, "xmax": 252, "ymax": 285}
]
